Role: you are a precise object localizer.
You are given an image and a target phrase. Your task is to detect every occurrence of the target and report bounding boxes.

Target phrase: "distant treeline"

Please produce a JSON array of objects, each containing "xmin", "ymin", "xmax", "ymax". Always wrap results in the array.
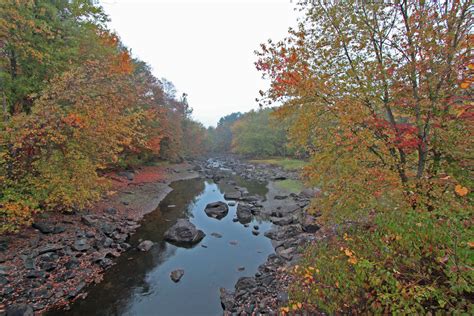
[{"xmin": 206, "ymin": 108, "xmax": 301, "ymax": 158}]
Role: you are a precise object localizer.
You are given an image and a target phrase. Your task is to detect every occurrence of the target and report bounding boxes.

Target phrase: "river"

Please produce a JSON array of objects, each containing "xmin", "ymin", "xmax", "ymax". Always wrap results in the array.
[{"xmin": 49, "ymin": 175, "xmax": 275, "ymax": 316}]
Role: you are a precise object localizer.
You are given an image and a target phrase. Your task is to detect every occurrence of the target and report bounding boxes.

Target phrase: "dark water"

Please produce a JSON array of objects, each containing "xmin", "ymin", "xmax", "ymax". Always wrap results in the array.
[{"xmin": 52, "ymin": 177, "xmax": 274, "ymax": 316}]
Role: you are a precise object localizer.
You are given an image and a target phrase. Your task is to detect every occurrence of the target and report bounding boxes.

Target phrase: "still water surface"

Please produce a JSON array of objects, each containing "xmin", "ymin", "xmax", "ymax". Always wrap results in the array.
[{"xmin": 53, "ymin": 177, "xmax": 274, "ymax": 316}]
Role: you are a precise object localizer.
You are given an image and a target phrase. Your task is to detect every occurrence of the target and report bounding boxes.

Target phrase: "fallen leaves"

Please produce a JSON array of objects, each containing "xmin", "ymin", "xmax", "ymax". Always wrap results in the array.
[{"xmin": 454, "ymin": 184, "xmax": 469, "ymax": 197}]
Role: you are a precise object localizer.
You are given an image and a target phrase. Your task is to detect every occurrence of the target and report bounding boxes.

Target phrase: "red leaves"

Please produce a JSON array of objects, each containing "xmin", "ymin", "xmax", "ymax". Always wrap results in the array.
[
  {"xmin": 369, "ymin": 117, "xmax": 420, "ymax": 152},
  {"xmin": 62, "ymin": 113, "xmax": 85, "ymax": 129}
]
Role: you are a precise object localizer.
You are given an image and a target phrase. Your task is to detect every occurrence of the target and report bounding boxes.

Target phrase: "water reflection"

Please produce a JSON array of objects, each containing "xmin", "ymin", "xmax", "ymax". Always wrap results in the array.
[{"xmin": 49, "ymin": 177, "xmax": 274, "ymax": 316}]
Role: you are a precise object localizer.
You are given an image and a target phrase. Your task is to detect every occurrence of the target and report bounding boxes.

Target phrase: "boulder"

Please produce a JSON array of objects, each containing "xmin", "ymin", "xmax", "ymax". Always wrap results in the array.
[
  {"xmin": 32, "ymin": 222, "xmax": 54, "ymax": 234},
  {"xmin": 72, "ymin": 238, "xmax": 90, "ymax": 252},
  {"xmin": 204, "ymin": 202, "xmax": 229, "ymax": 220},
  {"xmin": 271, "ymin": 216, "xmax": 293, "ymax": 226},
  {"xmin": 81, "ymin": 215, "xmax": 97, "ymax": 226},
  {"xmin": 277, "ymin": 247, "xmax": 295, "ymax": 261},
  {"xmin": 236, "ymin": 203, "xmax": 252, "ymax": 224},
  {"xmin": 264, "ymin": 225, "xmax": 302, "ymax": 241},
  {"xmin": 164, "ymin": 219, "xmax": 205, "ymax": 247},
  {"xmin": 36, "ymin": 243, "xmax": 63, "ymax": 255},
  {"xmin": 100, "ymin": 222, "xmax": 116, "ymax": 236},
  {"xmin": 224, "ymin": 191, "xmax": 242, "ymax": 200},
  {"xmin": 137, "ymin": 240, "xmax": 154, "ymax": 252},
  {"xmin": 170, "ymin": 269, "xmax": 184, "ymax": 282}
]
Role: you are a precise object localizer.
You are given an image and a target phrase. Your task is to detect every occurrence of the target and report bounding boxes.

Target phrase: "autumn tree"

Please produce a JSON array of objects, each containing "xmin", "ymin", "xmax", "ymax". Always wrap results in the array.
[
  {"xmin": 257, "ymin": 0, "xmax": 472, "ymax": 313},
  {"xmin": 257, "ymin": 0, "xmax": 472, "ymax": 217},
  {"xmin": 0, "ymin": 1, "xmax": 209, "ymax": 233}
]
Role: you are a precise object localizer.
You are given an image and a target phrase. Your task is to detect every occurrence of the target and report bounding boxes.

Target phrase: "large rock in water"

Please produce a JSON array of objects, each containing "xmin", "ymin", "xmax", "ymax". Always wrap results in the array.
[
  {"xmin": 204, "ymin": 202, "xmax": 229, "ymax": 220},
  {"xmin": 164, "ymin": 219, "xmax": 205, "ymax": 247},
  {"xmin": 236, "ymin": 203, "xmax": 252, "ymax": 224}
]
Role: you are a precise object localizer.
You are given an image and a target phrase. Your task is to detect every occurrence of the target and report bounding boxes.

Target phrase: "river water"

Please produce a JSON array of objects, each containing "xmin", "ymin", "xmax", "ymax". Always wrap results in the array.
[{"xmin": 51, "ymin": 176, "xmax": 275, "ymax": 316}]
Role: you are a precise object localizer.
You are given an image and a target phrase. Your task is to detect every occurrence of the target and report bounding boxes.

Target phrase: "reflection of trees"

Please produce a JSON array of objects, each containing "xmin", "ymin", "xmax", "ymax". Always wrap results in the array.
[
  {"xmin": 48, "ymin": 178, "xmax": 206, "ymax": 316},
  {"xmin": 217, "ymin": 174, "xmax": 269, "ymax": 198}
]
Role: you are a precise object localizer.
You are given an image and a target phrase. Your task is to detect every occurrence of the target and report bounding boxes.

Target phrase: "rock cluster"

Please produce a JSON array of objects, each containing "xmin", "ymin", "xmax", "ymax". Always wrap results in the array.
[
  {"xmin": 194, "ymin": 156, "xmax": 322, "ymax": 314},
  {"xmin": 0, "ymin": 210, "xmax": 141, "ymax": 313}
]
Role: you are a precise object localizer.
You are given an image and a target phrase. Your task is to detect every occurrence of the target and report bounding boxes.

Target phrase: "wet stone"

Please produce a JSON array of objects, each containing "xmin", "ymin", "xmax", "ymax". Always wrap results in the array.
[
  {"xmin": 204, "ymin": 202, "xmax": 229, "ymax": 220},
  {"xmin": 137, "ymin": 240, "xmax": 154, "ymax": 252},
  {"xmin": 170, "ymin": 269, "xmax": 184, "ymax": 283}
]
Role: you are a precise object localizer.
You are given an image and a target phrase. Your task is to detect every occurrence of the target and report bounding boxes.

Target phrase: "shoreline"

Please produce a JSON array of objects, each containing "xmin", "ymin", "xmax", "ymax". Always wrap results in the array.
[
  {"xmin": 0, "ymin": 162, "xmax": 199, "ymax": 315},
  {"xmin": 1, "ymin": 156, "xmax": 321, "ymax": 316}
]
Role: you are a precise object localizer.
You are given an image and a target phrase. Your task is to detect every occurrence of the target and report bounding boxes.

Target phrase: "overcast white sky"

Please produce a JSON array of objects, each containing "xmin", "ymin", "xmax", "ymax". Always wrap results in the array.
[{"xmin": 99, "ymin": 0, "xmax": 300, "ymax": 126}]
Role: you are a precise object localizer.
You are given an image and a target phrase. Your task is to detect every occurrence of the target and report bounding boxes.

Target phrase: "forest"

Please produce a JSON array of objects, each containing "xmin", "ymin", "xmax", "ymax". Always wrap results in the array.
[
  {"xmin": 1, "ymin": 0, "xmax": 472, "ymax": 315},
  {"xmin": 0, "ymin": 0, "xmax": 208, "ymax": 233}
]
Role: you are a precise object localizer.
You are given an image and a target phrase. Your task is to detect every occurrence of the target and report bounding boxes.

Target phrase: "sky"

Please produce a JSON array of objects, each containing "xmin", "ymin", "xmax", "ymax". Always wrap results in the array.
[{"xmin": 99, "ymin": 0, "xmax": 300, "ymax": 126}]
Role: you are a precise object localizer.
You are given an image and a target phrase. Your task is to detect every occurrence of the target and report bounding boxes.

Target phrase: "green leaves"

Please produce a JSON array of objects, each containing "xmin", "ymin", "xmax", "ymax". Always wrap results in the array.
[{"xmin": 231, "ymin": 108, "xmax": 290, "ymax": 157}]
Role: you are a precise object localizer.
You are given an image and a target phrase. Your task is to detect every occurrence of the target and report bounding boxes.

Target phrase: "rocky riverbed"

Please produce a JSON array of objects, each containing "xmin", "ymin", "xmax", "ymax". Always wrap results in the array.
[
  {"xmin": 0, "ymin": 163, "xmax": 198, "ymax": 315},
  {"xmin": 194, "ymin": 156, "xmax": 322, "ymax": 315},
  {"xmin": 1, "ymin": 156, "xmax": 323, "ymax": 316}
]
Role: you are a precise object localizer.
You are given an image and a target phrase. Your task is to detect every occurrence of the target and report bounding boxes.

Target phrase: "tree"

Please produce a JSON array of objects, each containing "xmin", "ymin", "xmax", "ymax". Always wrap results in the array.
[
  {"xmin": 231, "ymin": 108, "xmax": 288, "ymax": 157},
  {"xmin": 207, "ymin": 112, "xmax": 242, "ymax": 153},
  {"xmin": 257, "ymin": 0, "xmax": 472, "ymax": 216},
  {"xmin": 0, "ymin": 1, "xmax": 208, "ymax": 233},
  {"xmin": 0, "ymin": 0, "xmax": 108, "ymax": 114},
  {"xmin": 257, "ymin": 0, "xmax": 472, "ymax": 313}
]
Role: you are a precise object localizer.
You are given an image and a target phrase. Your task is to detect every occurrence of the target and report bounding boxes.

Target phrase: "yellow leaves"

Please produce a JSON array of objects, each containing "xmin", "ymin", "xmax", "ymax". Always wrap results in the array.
[
  {"xmin": 282, "ymin": 302, "xmax": 303, "ymax": 314},
  {"xmin": 348, "ymin": 256, "xmax": 358, "ymax": 265},
  {"xmin": 292, "ymin": 302, "xmax": 303, "ymax": 310},
  {"xmin": 343, "ymin": 233, "xmax": 353, "ymax": 241},
  {"xmin": 454, "ymin": 184, "xmax": 469, "ymax": 197},
  {"xmin": 342, "ymin": 247, "xmax": 358, "ymax": 265}
]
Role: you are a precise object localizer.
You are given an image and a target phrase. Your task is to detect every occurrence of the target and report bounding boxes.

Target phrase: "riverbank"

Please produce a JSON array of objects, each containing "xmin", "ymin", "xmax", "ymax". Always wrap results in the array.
[{"xmin": 0, "ymin": 163, "xmax": 198, "ymax": 315}]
